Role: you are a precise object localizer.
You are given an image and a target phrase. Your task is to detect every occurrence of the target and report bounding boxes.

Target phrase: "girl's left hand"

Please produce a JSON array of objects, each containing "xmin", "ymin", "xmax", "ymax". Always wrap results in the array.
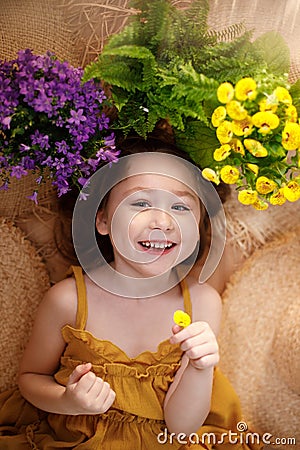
[{"xmin": 169, "ymin": 322, "xmax": 219, "ymax": 370}]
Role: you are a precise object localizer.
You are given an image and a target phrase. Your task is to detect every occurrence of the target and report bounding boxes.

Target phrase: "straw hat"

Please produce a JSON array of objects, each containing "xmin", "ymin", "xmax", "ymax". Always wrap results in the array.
[
  {"xmin": 224, "ymin": 187, "xmax": 300, "ymax": 258},
  {"xmin": 0, "ymin": 219, "xmax": 50, "ymax": 392},
  {"xmin": 218, "ymin": 229, "xmax": 300, "ymax": 446},
  {"xmin": 0, "ymin": 173, "xmax": 74, "ymax": 283}
]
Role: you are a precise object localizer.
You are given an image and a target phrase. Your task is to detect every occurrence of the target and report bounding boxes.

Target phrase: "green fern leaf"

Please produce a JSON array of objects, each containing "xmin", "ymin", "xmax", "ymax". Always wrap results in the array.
[
  {"xmin": 175, "ymin": 121, "xmax": 218, "ymax": 168},
  {"xmin": 253, "ymin": 31, "xmax": 290, "ymax": 75}
]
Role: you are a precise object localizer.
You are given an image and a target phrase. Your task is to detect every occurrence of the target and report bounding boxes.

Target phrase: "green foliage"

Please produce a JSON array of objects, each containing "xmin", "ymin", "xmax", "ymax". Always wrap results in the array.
[
  {"xmin": 174, "ymin": 121, "xmax": 219, "ymax": 167},
  {"xmin": 253, "ymin": 31, "xmax": 290, "ymax": 75},
  {"xmin": 198, "ymin": 32, "xmax": 267, "ymax": 82},
  {"xmin": 290, "ymin": 78, "xmax": 300, "ymax": 115}
]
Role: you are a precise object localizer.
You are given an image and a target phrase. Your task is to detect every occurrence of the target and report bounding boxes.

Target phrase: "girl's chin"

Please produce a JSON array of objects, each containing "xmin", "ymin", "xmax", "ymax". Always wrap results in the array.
[
  {"xmin": 113, "ymin": 259, "xmax": 179, "ymax": 279},
  {"xmin": 111, "ymin": 246, "xmax": 195, "ymax": 278}
]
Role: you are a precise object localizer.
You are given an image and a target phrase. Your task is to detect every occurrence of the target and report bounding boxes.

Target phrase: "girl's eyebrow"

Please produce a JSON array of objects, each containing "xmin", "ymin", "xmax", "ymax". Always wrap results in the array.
[
  {"xmin": 172, "ymin": 190, "xmax": 198, "ymax": 203},
  {"xmin": 123, "ymin": 187, "xmax": 198, "ymax": 203}
]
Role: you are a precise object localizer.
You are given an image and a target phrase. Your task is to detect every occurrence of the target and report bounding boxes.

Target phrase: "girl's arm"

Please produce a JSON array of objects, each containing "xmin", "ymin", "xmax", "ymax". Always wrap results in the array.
[
  {"xmin": 18, "ymin": 279, "xmax": 115, "ymax": 415},
  {"xmin": 163, "ymin": 282, "xmax": 222, "ymax": 435}
]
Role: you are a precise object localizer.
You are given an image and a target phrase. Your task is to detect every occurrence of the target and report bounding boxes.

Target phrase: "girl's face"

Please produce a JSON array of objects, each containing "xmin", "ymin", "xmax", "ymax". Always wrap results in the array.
[{"xmin": 96, "ymin": 157, "xmax": 201, "ymax": 279}]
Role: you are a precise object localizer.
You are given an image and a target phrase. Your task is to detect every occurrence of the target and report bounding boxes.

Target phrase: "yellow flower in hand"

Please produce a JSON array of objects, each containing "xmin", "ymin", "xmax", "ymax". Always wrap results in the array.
[{"xmin": 173, "ymin": 310, "xmax": 191, "ymax": 328}]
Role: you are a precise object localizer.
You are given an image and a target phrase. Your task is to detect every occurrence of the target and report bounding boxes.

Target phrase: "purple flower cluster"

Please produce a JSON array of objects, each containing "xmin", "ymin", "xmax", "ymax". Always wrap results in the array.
[{"xmin": 0, "ymin": 49, "xmax": 119, "ymax": 200}]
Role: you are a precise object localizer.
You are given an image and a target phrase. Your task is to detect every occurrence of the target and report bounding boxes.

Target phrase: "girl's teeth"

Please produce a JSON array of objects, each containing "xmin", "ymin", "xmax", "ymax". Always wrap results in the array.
[{"xmin": 141, "ymin": 241, "xmax": 173, "ymax": 249}]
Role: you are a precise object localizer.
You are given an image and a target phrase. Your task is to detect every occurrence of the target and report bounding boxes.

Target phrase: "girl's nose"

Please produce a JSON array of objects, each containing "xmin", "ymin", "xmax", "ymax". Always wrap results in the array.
[{"xmin": 149, "ymin": 209, "xmax": 174, "ymax": 231}]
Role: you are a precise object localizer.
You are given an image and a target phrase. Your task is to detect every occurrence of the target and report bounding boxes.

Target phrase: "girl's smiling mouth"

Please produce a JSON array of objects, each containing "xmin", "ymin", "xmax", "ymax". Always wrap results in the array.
[{"xmin": 138, "ymin": 240, "xmax": 177, "ymax": 254}]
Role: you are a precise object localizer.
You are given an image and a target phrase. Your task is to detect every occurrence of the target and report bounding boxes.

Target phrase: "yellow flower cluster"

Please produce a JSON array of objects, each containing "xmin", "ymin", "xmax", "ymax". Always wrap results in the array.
[
  {"xmin": 173, "ymin": 310, "xmax": 191, "ymax": 328},
  {"xmin": 202, "ymin": 77, "xmax": 300, "ymax": 208}
]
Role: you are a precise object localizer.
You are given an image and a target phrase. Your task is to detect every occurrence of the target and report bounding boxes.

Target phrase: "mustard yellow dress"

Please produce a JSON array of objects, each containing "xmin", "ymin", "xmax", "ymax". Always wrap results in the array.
[{"xmin": 0, "ymin": 266, "xmax": 262, "ymax": 449}]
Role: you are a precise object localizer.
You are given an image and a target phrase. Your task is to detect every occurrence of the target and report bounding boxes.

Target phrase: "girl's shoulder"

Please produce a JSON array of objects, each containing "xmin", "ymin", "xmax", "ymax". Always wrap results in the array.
[
  {"xmin": 185, "ymin": 274, "xmax": 222, "ymax": 335},
  {"xmin": 38, "ymin": 275, "xmax": 78, "ymax": 328}
]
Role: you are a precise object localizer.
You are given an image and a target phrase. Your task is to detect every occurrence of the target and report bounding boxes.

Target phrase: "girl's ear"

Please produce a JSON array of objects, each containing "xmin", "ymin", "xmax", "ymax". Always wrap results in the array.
[{"xmin": 96, "ymin": 210, "xmax": 109, "ymax": 235}]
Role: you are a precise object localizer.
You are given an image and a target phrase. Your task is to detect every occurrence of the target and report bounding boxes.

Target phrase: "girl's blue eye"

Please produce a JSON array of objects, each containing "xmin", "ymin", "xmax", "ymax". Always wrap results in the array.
[
  {"xmin": 172, "ymin": 204, "xmax": 190, "ymax": 212},
  {"xmin": 131, "ymin": 200, "xmax": 151, "ymax": 208}
]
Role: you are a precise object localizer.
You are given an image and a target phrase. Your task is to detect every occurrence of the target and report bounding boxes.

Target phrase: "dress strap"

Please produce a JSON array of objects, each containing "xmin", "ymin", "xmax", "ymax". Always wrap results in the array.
[
  {"xmin": 70, "ymin": 265, "xmax": 88, "ymax": 330},
  {"xmin": 179, "ymin": 278, "xmax": 193, "ymax": 320}
]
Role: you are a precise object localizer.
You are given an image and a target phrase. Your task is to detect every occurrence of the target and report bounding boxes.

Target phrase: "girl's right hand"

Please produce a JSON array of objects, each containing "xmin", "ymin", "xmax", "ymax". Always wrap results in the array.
[{"xmin": 63, "ymin": 363, "xmax": 116, "ymax": 415}]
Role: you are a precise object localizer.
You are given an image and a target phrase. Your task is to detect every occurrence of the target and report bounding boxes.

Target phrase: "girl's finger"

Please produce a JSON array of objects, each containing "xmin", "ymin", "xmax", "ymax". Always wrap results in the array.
[
  {"xmin": 94, "ymin": 378, "xmax": 108, "ymax": 399},
  {"xmin": 170, "ymin": 322, "xmax": 209, "ymax": 344},
  {"xmin": 67, "ymin": 363, "xmax": 92, "ymax": 386},
  {"xmin": 172, "ymin": 324, "xmax": 182, "ymax": 335},
  {"xmin": 100, "ymin": 389, "xmax": 116, "ymax": 413},
  {"xmin": 190, "ymin": 353, "xmax": 220, "ymax": 370},
  {"xmin": 89, "ymin": 376, "xmax": 105, "ymax": 397},
  {"xmin": 180, "ymin": 334, "xmax": 212, "ymax": 352},
  {"xmin": 76, "ymin": 370, "xmax": 98, "ymax": 393},
  {"xmin": 184, "ymin": 342, "xmax": 219, "ymax": 361}
]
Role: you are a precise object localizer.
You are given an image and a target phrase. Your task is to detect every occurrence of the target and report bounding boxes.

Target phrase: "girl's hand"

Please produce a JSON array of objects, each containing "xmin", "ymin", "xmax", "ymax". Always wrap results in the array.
[
  {"xmin": 63, "ymin": 363, "xmax": 116, "ymax": 415},
  {"xmin": 169, "ymin": 322, "xmax": 219, "ymax": 370}
]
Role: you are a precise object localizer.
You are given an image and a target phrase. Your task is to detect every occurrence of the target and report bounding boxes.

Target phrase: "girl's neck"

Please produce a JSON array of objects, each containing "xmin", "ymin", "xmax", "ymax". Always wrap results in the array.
[{"xmin": 88, "ymin": 263, "xmax": 180, "ymax": 299}]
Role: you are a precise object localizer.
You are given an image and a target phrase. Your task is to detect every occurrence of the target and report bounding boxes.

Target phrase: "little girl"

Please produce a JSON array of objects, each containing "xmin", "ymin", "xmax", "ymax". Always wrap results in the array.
[{"xmin": 0, "ymin": 137, "xmax": 262, "ymax": 449}]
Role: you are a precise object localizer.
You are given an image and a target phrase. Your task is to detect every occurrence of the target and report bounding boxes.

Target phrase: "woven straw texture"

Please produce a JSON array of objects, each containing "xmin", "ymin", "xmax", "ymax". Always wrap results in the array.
[
  {"xmin": 0, "ymin": 173, "xmax": 73, "ymax": 283},
  {"xmin": 0, "ymin": 219, "xmax": 50, "ymax": 392},
  {"xmin": 57, "ymin": 0, "xmax": 193, "ymax": 65},
  {"xmin": 224, "ymin": 187, "xmax": 300, "ymax": 258},
  {"xmin": 14, "ymin": 204, "xmax": 76, "ymax": 284},
  {"xmin": 0, "ymin": 0, "xmax": 81, "ymax": 66},
  {"xmin": 0, "ymin": 171, "xmax": 58, "ymax": 220},
  {"xmin": 218, "ymin": 229, "xmax": 300, "ymax": 445}
]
